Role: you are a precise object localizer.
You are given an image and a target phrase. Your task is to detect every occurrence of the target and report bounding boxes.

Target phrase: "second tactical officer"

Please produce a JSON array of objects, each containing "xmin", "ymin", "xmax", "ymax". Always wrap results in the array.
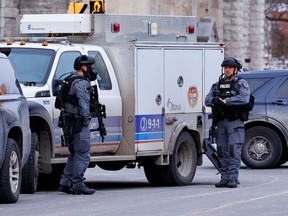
[
  {"xmin": 205, "ymin": 57, "xmax": 250, "ymax": 188},
  {"xmin": 57, "ymin": 55, "xmax": 97, "ymax": 195}
]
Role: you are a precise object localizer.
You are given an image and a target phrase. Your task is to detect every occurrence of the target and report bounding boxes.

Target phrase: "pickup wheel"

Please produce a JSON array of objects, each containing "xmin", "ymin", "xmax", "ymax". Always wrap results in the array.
[
  {"xmin": 38, "ymin": 164, "xmax": 65, "ymax": 190},
  {"xmin": 21, "ymin": 132, "xmax": 39, "ymax": 194},
  {"xmin": 242, "ymin": 126, "xmax": 282, "ymax": 168},
  {"xmin": 0, "ymin": 139, "xmax": 21, "ymax": 203},
  {"xmin": 163, "ymin": 131, "xmax": 197, "ymax": 186}
]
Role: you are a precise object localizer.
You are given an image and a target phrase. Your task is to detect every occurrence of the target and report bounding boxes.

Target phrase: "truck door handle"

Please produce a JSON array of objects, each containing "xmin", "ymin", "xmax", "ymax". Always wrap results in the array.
[
  {"xmin": 155, "ymin": 94, "xmax": 162, "ymax": 106},
  {"xmin": 272, "ymin": 100, "xmax": 287, "ymax": 105}
]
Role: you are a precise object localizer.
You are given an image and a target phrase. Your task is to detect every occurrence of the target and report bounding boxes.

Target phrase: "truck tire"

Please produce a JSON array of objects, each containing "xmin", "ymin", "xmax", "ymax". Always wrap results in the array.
[
  {"xmin": 163, "ymin": 131, "xmax": 197, "ymax": 186},
  {"xmin": 0, "ymin": 139, "xmax": 21, "ymax": 203},
  {"xmin": 38, "ymin": 164, "xmax": 65, "ymax": 190},
  {"xmin": 21, "ymin": 132, "xmax": 39, "ymax": 194},
  {"xmin": 242, "ymin": 126, "xmax": 282, "ymax": 168},
  {"xmin": 144, "ymin": 159, "xmax": 165, "ymax": 186}
]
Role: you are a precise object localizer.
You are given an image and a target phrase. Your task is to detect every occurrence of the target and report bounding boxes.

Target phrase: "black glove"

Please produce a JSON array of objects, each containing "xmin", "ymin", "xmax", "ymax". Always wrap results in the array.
[
  {"xmin": 212, "ymin": 96, "xmax": 222, "ymax": 105},
  {"xmin": 83, "ymin": 117, "xmax": 91, "ymax": 126}
]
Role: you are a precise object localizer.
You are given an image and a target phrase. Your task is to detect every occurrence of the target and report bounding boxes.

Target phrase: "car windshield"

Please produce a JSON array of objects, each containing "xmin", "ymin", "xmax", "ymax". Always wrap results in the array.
[{"xmin": 0, "ymin": 48, "xmax": 55, "ymax": 86}]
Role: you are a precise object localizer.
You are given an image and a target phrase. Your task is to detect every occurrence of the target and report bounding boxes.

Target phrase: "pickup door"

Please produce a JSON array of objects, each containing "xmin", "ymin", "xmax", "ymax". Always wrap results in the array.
[
  {"xmin": 87, "ymin": 48, "xmax": 122, "ymax": 154},
  {"xmin": 53, "ymin": 47, "xmax": 122, "ymax": 155}
]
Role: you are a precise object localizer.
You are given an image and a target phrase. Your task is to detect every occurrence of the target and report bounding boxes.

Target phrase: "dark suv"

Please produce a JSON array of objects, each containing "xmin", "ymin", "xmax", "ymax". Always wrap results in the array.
[
  {"xmin": 0, "ymin": 53, "xmax": 32, "ymax": 203},
  {"xmin": 240, "ymin": 70, "xmax": 288, "ymax": 168}
]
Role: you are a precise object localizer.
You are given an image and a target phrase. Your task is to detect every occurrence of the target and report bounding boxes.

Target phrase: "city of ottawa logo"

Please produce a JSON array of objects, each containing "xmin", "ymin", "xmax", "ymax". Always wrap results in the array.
[{"xmin": 187, "ymin": 86, "xmax": 198, "ymax": 108}]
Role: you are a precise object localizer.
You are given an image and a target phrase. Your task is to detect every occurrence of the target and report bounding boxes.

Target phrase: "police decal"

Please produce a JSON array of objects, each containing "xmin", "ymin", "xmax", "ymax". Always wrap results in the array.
[{"xmin": 187, "ymin": 86, "xmax": 198, "ymax": 108}]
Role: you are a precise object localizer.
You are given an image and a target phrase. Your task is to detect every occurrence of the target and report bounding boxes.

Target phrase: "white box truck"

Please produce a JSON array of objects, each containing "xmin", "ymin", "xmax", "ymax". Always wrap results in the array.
[{"xmin": 0, "ymin": 13, "xmax": 224, "ymax": 189}]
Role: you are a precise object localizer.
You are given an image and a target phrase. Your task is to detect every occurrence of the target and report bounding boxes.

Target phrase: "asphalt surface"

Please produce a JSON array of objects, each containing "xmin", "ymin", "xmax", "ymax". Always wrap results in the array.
[{"xmin": 1, "ymin": 157, "xmax": 288, "ymax": 216}]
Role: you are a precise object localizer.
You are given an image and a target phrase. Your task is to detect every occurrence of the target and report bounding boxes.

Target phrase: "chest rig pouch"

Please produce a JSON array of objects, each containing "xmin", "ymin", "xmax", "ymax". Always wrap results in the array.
[
  {"xmin": 219, "ymin": 80, "xmax": 237, "ymax": 98},
  {"xmin": 218, "ymin": 79, "xmax": 239, "ymax": 121}
]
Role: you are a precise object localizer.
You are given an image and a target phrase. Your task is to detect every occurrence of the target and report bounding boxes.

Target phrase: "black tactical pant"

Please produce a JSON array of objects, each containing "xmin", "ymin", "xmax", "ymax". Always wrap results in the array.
[
  {"xmin": 216, "ymin": 118, "xmax": 244, "ymax": 181},
  {"xmin": 60, "ymin": 124, "xmax": 90, "ymax": 189}
]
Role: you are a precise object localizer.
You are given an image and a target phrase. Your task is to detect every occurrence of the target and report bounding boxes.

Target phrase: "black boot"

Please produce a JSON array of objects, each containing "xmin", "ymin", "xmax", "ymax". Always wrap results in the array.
[
  {"xmin": 215, "ymin": 179, "xmax": 228, "ymax": 188},
  {"xmin": 73, "ymin": 186, "xmax": 95, "ymax": 195},
  {"xmin": 227, "ymin": 180, "xmax": 237, "ymax": 188},
  {"xmin": 58, "ymin": 184, "xmax": 74, "ymax": 194}
]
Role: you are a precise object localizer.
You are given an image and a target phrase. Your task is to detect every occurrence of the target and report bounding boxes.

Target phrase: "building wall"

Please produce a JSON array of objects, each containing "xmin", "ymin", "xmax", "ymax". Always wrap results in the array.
[
  {"xmin": 222, "ymin": 0, "xmax": 265, "ymax": 70},
  {"xmin": 0, "ymin": 0, "xmax": 265, "ymax": 70}
]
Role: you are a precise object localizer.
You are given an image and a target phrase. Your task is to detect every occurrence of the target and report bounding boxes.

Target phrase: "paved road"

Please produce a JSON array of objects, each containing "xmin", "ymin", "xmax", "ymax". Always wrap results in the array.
[{"xmin": 1, "ymin": 158, "xmax": 288, "ymax": 216}]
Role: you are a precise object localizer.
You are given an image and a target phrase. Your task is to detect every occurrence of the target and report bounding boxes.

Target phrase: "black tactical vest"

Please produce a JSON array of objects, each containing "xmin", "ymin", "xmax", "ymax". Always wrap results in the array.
[
  {"xmin": 217, "ymin": 79, "xmax": 239, "ymax": 121},
  {"xmin": 215, "ymin": 77, "xmax": 254, "ymax": 121},
  {"xmin": 55, "ymin": 75, "xmax": 84, "ymax": 112}
]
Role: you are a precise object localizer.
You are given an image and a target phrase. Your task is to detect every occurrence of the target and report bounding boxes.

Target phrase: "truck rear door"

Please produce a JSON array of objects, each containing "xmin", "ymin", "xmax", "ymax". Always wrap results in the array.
[
  {"xmin": 164, "ymin": 49, "xmax": 203, "ymax": 114},
  {"xmin": 203, "ymin": 48, "xmax": 224, "ymax": 138}
]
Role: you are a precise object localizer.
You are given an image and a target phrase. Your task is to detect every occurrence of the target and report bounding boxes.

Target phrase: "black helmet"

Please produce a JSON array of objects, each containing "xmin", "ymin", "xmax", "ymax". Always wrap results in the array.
[
  {"xmin": 221, "ymin": 57, "xmax": 242, "ymax": 70},
  {"xmin": 74, "ymin": 55, "xmax": 95, "ymax": 70}
]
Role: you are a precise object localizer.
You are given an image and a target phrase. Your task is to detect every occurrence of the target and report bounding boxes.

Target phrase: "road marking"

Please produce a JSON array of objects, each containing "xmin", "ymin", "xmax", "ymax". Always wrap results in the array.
[{"xmin": 182, "ymin": 190, "xmax": 288, "ymax": 216}]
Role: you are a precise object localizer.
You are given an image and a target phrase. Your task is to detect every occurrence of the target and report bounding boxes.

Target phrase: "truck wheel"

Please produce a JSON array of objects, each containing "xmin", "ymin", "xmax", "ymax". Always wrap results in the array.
[
  {"xmin": 0, "ymin": 139, "xmax": 21, "ymax": 203},
  {"xmin": 21, "ymin": 132, "xmax": 39, "ymax": 193},
  {"xmin": 163, "ymin": 131, "xmax": 197, "ymax": 186},
  {"xmin": 143, "ymin": 159, "xmax": 165, "ymax": 186},
  {"xmin": 38, "ymin": 164, "xmax": 65, "ymax": 190},
  {"xmin": 242, "ymin": 126, "xmax": 282, "ymax": 168}
]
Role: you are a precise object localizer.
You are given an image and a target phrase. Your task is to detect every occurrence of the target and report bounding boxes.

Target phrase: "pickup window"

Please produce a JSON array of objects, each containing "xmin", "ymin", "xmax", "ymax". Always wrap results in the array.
[
  {"xmin": 88, "ymin": 51, "xmax": 112, "ymax": 90},
  {"xmin": 1, "ymin": 48, "xmax": 55, "ymax": 86},
  {"xmin": 55, "ymin": 51, "xmax": 81, "ymax": 79}
]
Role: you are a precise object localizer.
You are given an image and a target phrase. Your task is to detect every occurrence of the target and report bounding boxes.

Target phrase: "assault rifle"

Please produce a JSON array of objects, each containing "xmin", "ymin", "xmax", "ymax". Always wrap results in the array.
[
  {"xmin": 203, "ymin": 112, "xmax": 220, "ymax": 172},
  {"xmin": 203, "ymin": 90, "xmax": 224, "ymax": 171},
  {"xmin": 55, "ymin": 82, "xmax": 72, "ymax": 147},
  {"xmin": 58, "ymin": 111, "xmax": 73, "ymax": 147},
  {"xmin": 89, "ymin": 84, "xmax": 107, "ymax": 142},
  {"xmin": 207, "ymin": 90, "xmax": 222, "ymax": 143}
]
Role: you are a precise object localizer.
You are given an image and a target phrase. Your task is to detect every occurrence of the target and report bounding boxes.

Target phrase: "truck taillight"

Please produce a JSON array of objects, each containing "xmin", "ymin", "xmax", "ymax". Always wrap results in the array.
[
  {"xmin": 187, "ymin": 25, "xmax": 194, "ymax": 34},
  {"xmin": 111, "ymin": 23, "xmax": 120, "ymax": 33}
]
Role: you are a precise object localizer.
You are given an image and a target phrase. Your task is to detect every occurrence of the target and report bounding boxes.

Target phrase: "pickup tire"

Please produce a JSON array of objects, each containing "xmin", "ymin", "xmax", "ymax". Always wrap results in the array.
[
  {"xmin": 21, "ymin": 132, "xmax": 39, "ymax": 194},
  {"xmin": 163, "ymin": 131, "xmax": 197, "ymax": 186},
  {"xmin": 38, "ymin": 164, "xmax": 65, "ymax": 190},
  {"xmin": 242, "ymin": 126, "xmax": 282, "ymax": 168},
  {"xmin": 0, "ymin": 139, "xmax": 21, "ymax": 203}
]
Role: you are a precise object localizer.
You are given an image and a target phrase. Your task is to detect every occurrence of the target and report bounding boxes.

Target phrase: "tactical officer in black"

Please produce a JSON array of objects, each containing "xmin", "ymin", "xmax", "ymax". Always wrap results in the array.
[
  {"xmin": 205, "ymin": 57, "xmax": 250, "ymax": 188},
  {"xmin": 57, "ymin": 55, "xmax": 97, "ymax": 195}
]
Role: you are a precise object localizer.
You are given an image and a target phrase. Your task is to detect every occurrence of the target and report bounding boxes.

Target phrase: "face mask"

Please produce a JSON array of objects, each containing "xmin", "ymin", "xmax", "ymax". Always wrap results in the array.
[{"xmin": 85, "ymin": 66, "xmax": 97, "ymax": 81}]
